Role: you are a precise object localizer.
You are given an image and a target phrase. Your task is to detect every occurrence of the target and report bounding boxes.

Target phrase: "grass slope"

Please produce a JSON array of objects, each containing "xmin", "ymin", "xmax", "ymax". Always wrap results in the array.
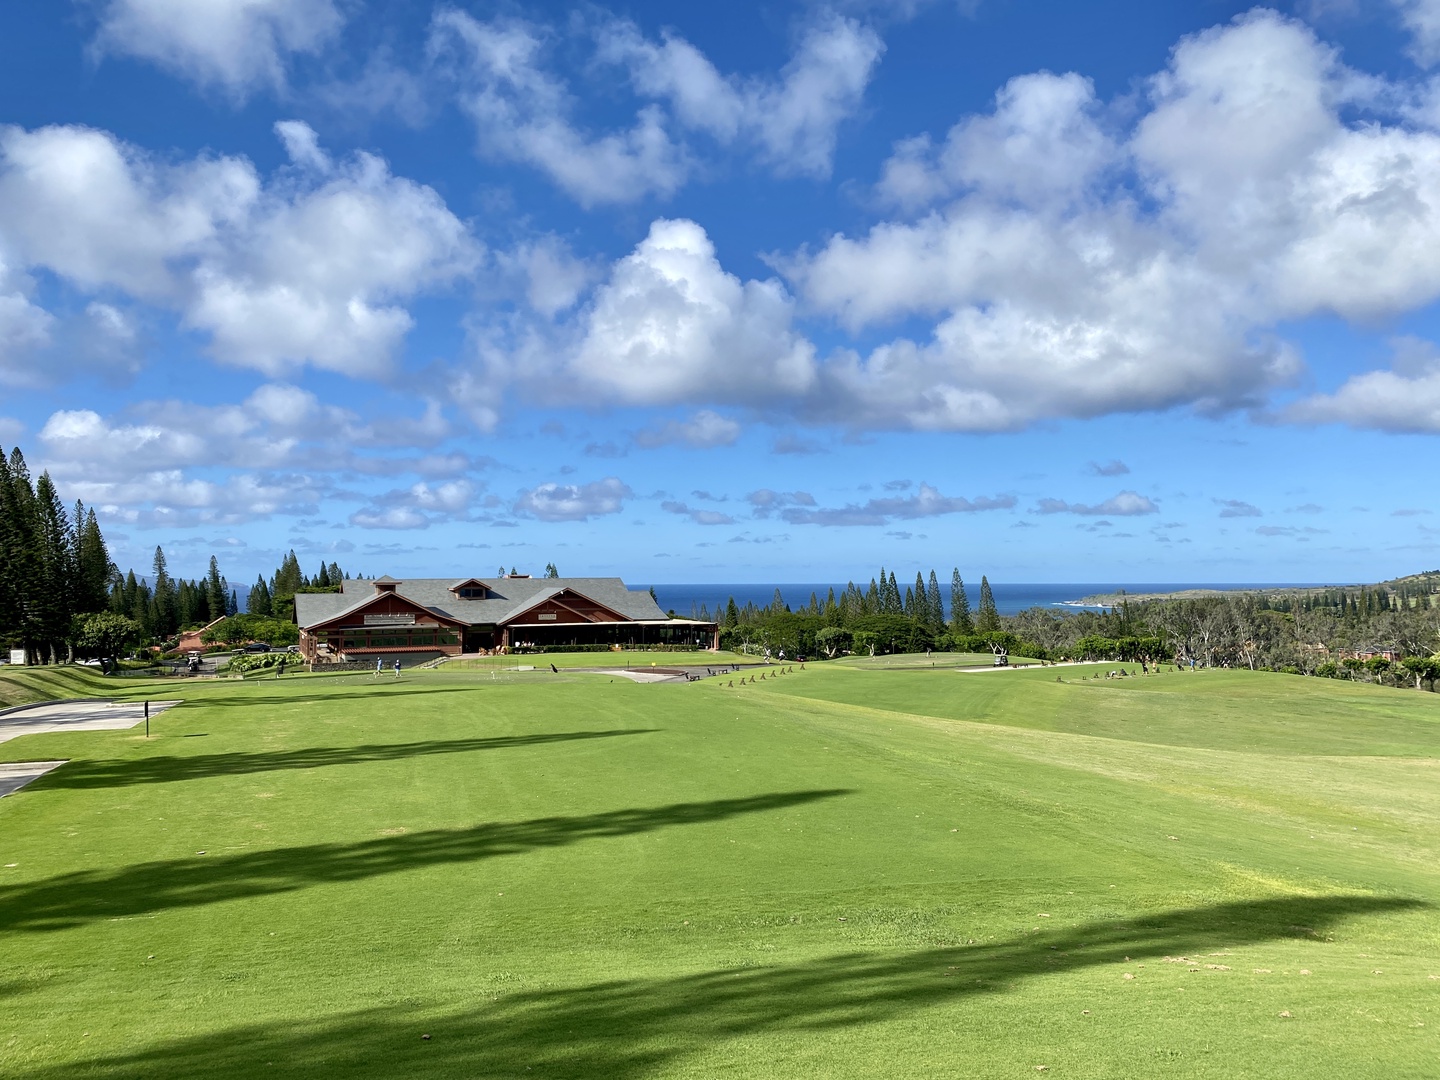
[
  {"xmin": 0, "ymin": 666, "xmax": 148, "ymax": 709},
  {"xmin": 0, "ymin": 664, "xmax": 1436, "ymax": 1077}
]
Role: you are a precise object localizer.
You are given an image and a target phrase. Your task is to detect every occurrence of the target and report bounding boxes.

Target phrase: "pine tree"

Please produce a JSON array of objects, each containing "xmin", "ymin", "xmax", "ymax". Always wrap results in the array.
[
  {"xmin": 151, "ymin": 547, "xmax": 178, "ymax": 638},
  {"xmin": 887, "ymin": 571, "xmax": 901, "ymax": 614},
  {"xmin": 316, "ymin": 562, "xmax": 331, "ymax": 588},
  {"xmin": 271, "ymin": 550, "xmax": 304, "ymax": 620},
  {"xmin": 328, "ymin": 561, "xmax": 343, "ymax": 585},
  {"xmin": 927, "ymin": 569, "xmax": 944, "ymax": 629},
  {"xmin": 34, "ymin": 473, "xmax": 74, "ymax": 662},
  {"xmin": 977, "ymin": 575, "xmax": 1000, "ymax": 633},
  {"xmin": 950, "ymin": 569, "xmax": 973, "ymax": 633},
  {"xmin": 248, "ymin": 576, "xmax": 273, "ymax": 617},
  {"xmin": 206, "ymin": 556, "xmax": 226, "ymax": 623},
  {"xmin": 914, "ymin": 572, "xmax": 927, "ymax": 622},
  {"xmin": 0, "ymin": 448, "xmax": 42, "ymax": 660},
  {"xmin": 73, "ymin": 505, "xmax": 112, "ymax": 615},
  {"xmin": 126, "ymin": 570, "xmax": 153, "ymax": 637},
  {"xmin": 724, "ymin": 597, "xmax": 740, "ymax": 628}
]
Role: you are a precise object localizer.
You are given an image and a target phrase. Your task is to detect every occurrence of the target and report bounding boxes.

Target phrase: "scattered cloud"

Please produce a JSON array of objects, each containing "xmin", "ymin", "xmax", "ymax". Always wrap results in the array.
[
  {"xmin": 1086, "ymin": 459, "xmax": 1130, "ymax": 477},
  {"xmin": 92, "ymin": 0, "xmax": 344, "ymax": 97},
  {"xmin": 1393, "ymin": 508, "xmax": 1432, "ymax": 516},
  {"xmin": 1392, "ymin": 0, "xmax": 1440, "ymax": 66},
  {"xmin": 1216, "ymin": 499, "xmax": 1263, "ymax": 518},
  {"xmin": 513, "ymin": 477, "xmax": 631, "ymax": 521},
  {"xmin": 774, "ymin": 483, "xmax": 1015, "ymax": 526},
  {"xmin": 597, "ymin": 12, "xmax": 883, "ymax": 180},
  {"xmin": 660, "ymin": 500, "xmax": 737, "ymax": 526},
  {"xmin": 583, "ymin": 441, "xmax": 628, "ymax": 459},
  {"xmin": 1036, "ymin": 491, "xmax": 1159, "ymax": 516},
  {"xmin": 1287, "ymin": 502, "xmax": 1325, "ymax": 514},
  {"xmin": 431, "ymin": 10, "xmax": 882, "ymax": 206},
  {"xmin": 772, "ymin": 433, "xmax": 826, "ymax": 455},
  {"xmin": 633, "ymin": 410, "xmax": 741, "ymax": 449},
  {"xmin": 1281, "ymin": 338, "xmax": 1440, "ymax": 432},
  {"xmin": 349, "ymin": 480, "xmax": 477, "ymax": 530},
  {"xmin": 1256, "ymin": 525, "xmax": 1329, "ymax": 537}
]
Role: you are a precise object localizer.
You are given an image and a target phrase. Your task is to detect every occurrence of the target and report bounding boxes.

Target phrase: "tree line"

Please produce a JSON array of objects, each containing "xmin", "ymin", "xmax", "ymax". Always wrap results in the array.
[
  {"xmin": 703, "ymin": 566, "xmax": 1440, "ymax": 692},
  {"xmin": 1, "ymin": 444, "xmax": 354, "ymax": 662},
  {"xmin": 705, "ymin": 567, "xmax": 1008, "ymax": 658}
]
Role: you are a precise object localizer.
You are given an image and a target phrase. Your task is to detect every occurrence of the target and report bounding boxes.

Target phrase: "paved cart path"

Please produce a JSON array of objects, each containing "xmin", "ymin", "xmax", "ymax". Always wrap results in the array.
[
  {"xmin": 0, "ymin": 699, "xmax": 183, "ymax": 745},
  {"xmin": 0, "ymin": 760, "xmax": 68, "ymax": 797}
]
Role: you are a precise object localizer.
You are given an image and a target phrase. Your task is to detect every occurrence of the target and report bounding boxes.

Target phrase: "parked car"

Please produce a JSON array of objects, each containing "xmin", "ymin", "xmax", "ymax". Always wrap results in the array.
[
  {"xmin": 244, "ymin": 642, "xmax": 271, "ymax": 653},
  {"xmin": 284, "ymin": 645, "xmax": 300, "ymax": 653}
]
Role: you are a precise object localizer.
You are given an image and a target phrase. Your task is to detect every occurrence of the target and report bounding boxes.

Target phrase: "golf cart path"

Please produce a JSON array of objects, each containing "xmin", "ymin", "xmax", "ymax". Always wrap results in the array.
[
  {"xmin": 0, "ymin": 699, "xmax": 183, "ymax": 745},
  {"xmin": 0, "ymin": 760, "xmax": 68, "ymax": 797}
]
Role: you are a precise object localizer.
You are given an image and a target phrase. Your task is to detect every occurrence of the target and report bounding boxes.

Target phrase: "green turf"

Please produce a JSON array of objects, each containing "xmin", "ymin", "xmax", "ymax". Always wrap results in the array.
[
  {"xmin": 440, "ymin": 649, "xmax": 757, "ymax": 670},
  {"xmin": 831, "ymin": 650, "xmax": 1040, "ymax": 669},
  {"xmin": 0, "ymin": 665, "xmax": 152, "ymax": 708},
  {"xmin": 0, "ymin": 663, "xmax": 1437, "ymax": 1077}
]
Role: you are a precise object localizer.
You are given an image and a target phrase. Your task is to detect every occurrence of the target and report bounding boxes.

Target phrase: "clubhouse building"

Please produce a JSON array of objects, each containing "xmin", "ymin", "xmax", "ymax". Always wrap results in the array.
[{"xmin": 294, "ymin": 574, "xmax": 718, "ymax": 664}]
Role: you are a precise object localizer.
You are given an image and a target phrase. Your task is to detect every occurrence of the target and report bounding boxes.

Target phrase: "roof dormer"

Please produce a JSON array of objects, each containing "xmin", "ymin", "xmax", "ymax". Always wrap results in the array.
[
  {"xmin": 374, "ymin": 576, "xmax": 400, "ymax": 595},
  {"xmin": 449, "ymin": 578, "xmax": 493, "ymax": 599}
]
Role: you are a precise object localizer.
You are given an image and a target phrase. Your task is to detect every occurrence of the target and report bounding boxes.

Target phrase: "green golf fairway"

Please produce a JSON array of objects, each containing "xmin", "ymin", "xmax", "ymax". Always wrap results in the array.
[{"xmin": 0, "ymin": 663, "xmax": 1436, "ymax": 1077}]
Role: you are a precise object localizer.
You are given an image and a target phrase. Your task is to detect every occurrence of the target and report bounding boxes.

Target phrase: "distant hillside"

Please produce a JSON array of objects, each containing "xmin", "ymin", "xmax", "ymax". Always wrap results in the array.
[{"xmin": 1081, "ymin": 570, "xmax": 1440, "ymax": 612}]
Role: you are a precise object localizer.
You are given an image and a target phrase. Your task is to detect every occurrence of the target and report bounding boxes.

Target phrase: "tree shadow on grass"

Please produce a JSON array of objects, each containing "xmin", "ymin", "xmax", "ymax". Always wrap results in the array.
[
  {"xmin": 190, "ymin": 686, "xmax": 493, "ymax": 708},
  {"xmin": 15, "ymin": 893, "xmax": 1423, "ymax": 1079},
  {"xmin": 34, "ymin": 729, "xmax": 655, "ymax": 791},
  {"xmin": 0, "ymin": 790, "xmax": 849, "ymax": 933}
]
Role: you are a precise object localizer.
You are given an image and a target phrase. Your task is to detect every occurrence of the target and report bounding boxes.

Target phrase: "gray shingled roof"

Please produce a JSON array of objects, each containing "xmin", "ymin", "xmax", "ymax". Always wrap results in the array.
[{"xmin": 294, "ymin": 577, "xmax": 670, "ymax": 628}]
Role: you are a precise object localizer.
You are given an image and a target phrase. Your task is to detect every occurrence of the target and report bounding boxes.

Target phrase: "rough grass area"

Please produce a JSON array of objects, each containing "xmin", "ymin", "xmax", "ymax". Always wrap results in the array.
[{"xmin": 0, "ymin": 664, "xmax": 1437, "ymax": 1078}]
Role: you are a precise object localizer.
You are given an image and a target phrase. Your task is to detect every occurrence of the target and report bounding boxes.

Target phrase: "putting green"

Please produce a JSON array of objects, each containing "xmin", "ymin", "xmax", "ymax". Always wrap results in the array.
[{"xmin": 0, "ymin": 663, "xmax": 1436, "ymax": 1077}]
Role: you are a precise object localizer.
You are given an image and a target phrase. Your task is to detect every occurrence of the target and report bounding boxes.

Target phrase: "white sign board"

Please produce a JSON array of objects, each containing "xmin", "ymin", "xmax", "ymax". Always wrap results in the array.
[
  {"xmin": 364, "ymin": 614, "xmax": 416, "ymax": 626},
  {"xmin": 9, "ymin": 649, "xmax": 25, "ymax": 665},
  {"xmin": 537, "ymin": 613, "xmax": 557, "ymax": 621}
]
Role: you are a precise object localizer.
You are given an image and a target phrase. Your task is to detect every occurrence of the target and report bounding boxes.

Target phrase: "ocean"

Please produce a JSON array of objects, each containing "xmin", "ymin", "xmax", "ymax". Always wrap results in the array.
[{"xmin": 641, "ymin": 582, "xmax": 1315, "ymax": 619}]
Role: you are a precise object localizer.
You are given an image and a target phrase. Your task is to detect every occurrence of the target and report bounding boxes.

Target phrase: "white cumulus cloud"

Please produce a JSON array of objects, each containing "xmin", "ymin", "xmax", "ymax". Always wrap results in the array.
[
  {"xmin": 432, "ymin": 11, "xmax": 688, "ymax": 207},
  {"xmin": 599, "ymin": 13, "xmax": 883, "ymax": 178},
  {"xmin": 514, "ymin": 477, "xmax": 632, "ymax": 522},
  {"xmin": 780, "ymin": 10, "xmax": 1440, "ymax": 432},
  {"xmin": 93, "ymin": 0, "xmax": 344, "ymax": 96},
  {"xmin": 0, "ymin": 122, "xmax": 477, "ymax": 379},
  {"xmin": 1282, "ymin": 337, "xmax": 1440, "ymax": 431}
]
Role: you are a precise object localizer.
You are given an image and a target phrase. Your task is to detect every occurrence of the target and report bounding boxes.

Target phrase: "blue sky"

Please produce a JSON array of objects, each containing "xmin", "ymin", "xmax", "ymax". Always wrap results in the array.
[{"xmin": 1, "ymin": 0, "xmax": 1438, "ymax": 588}]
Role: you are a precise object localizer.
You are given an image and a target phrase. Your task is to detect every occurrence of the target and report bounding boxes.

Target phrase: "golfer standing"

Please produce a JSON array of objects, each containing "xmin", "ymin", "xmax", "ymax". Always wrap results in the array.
[{"xmin": 393, "ymin": 658, "xmax": 402, "ymax": 678}]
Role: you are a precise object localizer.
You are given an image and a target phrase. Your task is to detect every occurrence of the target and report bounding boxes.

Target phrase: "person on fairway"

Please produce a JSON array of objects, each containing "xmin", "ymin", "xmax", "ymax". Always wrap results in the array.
[
  {"xmin": 277, "ymin": 656, "xmax": 286, "ymax": 679},
  {"xmin": 393, "ymin": 658, "xmax": 402, "ymax": 678},
  {"xmin": 374, "ymin": 657, "xmax": 383, "ymax": 677}
]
